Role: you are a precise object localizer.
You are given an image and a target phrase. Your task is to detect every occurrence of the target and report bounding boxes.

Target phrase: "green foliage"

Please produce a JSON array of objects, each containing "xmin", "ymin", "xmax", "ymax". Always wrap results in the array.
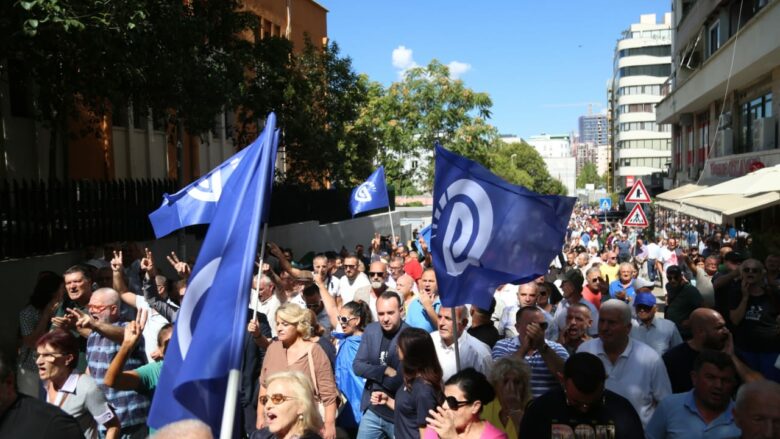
[
  {"xmin": 488, "ymin": 141, "xmax": 568, "ymax": 195},
  {"xmin": 576, "ymin": 162, "xmax": 603, "ymax": 189}
]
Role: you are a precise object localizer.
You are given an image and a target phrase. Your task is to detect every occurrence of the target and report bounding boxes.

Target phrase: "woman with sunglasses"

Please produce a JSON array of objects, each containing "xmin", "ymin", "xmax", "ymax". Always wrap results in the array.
[
  {"xmin": 424, "ymin": 368, "xmax": 507, "ymax": 439},
  {"xmin": 370, "ymin": 327, "xmax": 443, "ymax": 439},
  {"xmin": 257, "ymin": 303, "xmax": 338, "ymax": 439},
  {"xmin": 252, "ymin": 371, "xmax": 323, "ymax": 439},
  {"xmin": 333, "ymin": 301, "xmax": 371, "ymax": 432},
  {"xmin": 36, "ymin": 329, "xmax": 121, "ymax": 439},
  {"xmin": 481, "ymin": 357, "xmax": 532, "ymax": 439}
]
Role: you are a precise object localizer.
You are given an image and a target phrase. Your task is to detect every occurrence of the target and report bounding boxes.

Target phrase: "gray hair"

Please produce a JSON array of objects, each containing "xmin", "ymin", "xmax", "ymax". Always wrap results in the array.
[
  {"xmin": 92, "ymin": 288, "xmax": 120, "ymax": 306},
  {"xmin": 154, "ymin": 419, "xmax": 214, "ymax": 439},
  {"xmin": 735, "ymin": 379, "xmax": 780, "ymax": 411},
  {"xmin": 600, "ymin": 299, "xmax": 632, "ymax": 325},
  {"xmin": 585, "ymin": 266, "xmax": 601, "ymax": 277}
]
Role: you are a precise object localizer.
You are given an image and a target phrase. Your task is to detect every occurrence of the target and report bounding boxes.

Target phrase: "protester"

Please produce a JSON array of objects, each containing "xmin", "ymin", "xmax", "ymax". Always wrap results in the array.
[
  {"xmin": 552, "ymin": 269, "xmax": 598, "ymax": 337},
  {"xmin": 557, "ymin": 303, "xmax": 593, "ymax": 355},
  {"xmin": 405, "ymin": 268, "xmax": 441, "ymax": 332},
  {"xmin": 518, "ymin": 352, "xmax": 644, "ymax": 438},
  {"xmin": 256, "ymin": 303, "xmax": 337, "ymax": 439},
  {"xmin": 431, "ymin": 306, "xmax": 492, "ymax": 381},
  {"xmin": 581, "ymin": 266, "xmax": 606, "ymax": 310},
  {"xmin": 732, "ymin": 379, "xmax": 780, "ymax": 439},
  {"xmin": 0, "ymin": 350, "xmax": 83, "ymax": 438},
  {"xmin": 423, "ymin": 368, "xmax": 507, "ymax": 439},
  {"xmin": 482, "ymin": 357, "xmax": 532, "ymax": 439},
  {"xmin": 17, "ymin": 271, "xmax": 64, "ymax": 397},
  {"xmin": 333, "ymin": 301, "xmax": 371, "ymax": 432},
  {"xmin": 467, "ymin": 299, "xmax": 500, "ymax": 349},
  {"xmin": 608, "ymin": 263, "xmax": 637, "ymax": 303},
  {"xmin": 664, "ymin": 265, "xmax": 703, "ymax": 339},
  {"xmin": 630, "ymin": 289, "xmax": 683, "ymax": 356},
  {"xmin": 370, "ymin": 327, "xmax": 443, "ymax": 439},
  {"xmin": 252, "ymin": 371, "xmax": 324, "ymax": 439},
  {"xmin": 36, "ymin": 329, "xmax": 121, "ymax": 439}
]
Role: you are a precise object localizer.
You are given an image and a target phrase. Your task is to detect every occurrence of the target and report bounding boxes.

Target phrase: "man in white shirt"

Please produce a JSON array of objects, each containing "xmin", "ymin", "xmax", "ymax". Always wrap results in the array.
[
  {"xmin": 249, "ymin": 274, "xmax": 283, "ymax": 337},
  {"xmin": 629, "ymin": 288, "xmax": 682, "ymax": 356},
  {"xmin": 431, "ymin": 306, "xmax": 492, "ymax": 381},
  {"xmin": 335, "ymin": 254, "xmax": 370, "ymax": 305},
  {"xmin": 498, "ymin": 282, "xmax": 557, "ymax": 341},
  {"xmin": 578, "ymin": 299, "xmax": 672, "ymax": 426},
  {"xmin": 553, "ymin": 270, "xmax": 599, "ymax": 337},
  {"xmin": 646, "ymin": 237, "xmax": 661, "ymax": 282}
]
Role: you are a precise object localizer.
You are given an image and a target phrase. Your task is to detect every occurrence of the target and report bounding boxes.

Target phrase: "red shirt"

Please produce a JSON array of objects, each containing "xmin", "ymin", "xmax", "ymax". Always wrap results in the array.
[
  {"xmin": 404, "ymin": 259, "xmax": 423, "ymax": 281},
  {"xmin": 582, "ymin": 285, "xmax": 602, "ymax": 310}
]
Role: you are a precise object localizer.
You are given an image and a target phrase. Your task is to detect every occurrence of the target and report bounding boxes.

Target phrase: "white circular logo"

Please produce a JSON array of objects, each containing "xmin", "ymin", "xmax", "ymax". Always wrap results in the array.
[
  {"xmin": 354, "ymin": 182, "xmax": 375, "ymax": 202},
  {"xmin": 177, "ymin": 257, "xmax": 221, "ymax": 358},
  {"xmin": 432, "ymin": 179, "xmax": 493, "ymax": 275}
]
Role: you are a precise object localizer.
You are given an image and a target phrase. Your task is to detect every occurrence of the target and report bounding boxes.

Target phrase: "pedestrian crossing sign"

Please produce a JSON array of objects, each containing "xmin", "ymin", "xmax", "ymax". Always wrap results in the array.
[
  {"xmin": 623, "ymin": 204, "xmax": 649, "ymax": 227},
  {"xmin": 599, "ymin": 198, "xmax": 612, "ymax": 211}
]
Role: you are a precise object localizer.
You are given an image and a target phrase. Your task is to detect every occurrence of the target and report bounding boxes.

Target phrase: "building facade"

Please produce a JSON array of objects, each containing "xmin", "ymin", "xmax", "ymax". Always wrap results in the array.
[
  {"xmin": 526, "ymin": 134, "xmax": 576, "ymax": 195},
  {"xmin": 609, "ymin": 13, "xmax": 673, "ymax": 191},
  {"xmin": 656, "ymin": 0, "xmax": 778, "ymax": 187},
  {"xmin": 579, "ymin": 114, "xmax": 608, "ymax": 145}
]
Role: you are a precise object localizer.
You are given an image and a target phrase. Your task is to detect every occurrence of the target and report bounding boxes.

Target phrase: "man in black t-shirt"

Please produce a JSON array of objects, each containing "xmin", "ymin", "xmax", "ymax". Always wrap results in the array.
[
  {"xmin": 467, "ymin": 299, "xmax": 500, "ymax": 348},
  {"xmin": 0, "ymin": 350, "xmax": 82, "ymax": 438},
  {"xmin": 519, "ymin": 352, "xmax": 644, "ymax": 438}
]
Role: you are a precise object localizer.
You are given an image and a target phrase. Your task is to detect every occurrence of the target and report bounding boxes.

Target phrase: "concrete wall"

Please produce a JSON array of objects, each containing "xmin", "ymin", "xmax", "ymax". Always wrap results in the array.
[{"xmin": 0, "ymin": 207, "xmax": 431, "ymax": 350}]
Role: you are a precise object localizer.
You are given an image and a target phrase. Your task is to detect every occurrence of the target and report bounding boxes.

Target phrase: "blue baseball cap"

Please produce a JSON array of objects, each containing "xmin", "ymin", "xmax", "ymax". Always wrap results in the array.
[{"xmin": 634, "ymin": 292, "xmax": 657, "ymax": 308}]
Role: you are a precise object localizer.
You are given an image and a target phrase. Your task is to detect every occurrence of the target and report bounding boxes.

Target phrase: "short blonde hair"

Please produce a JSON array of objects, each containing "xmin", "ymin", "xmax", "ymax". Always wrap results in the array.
[
  {"xmin": 275, "ymin": 303, "xmax": 313, "ymax": 340},
  {"xmin": 266, "ymin": 371, "xmax": 323, "ymax": 432},
  {"xmin": 488, "ymin": 357, "xmax": 532, "ymax": 408}
]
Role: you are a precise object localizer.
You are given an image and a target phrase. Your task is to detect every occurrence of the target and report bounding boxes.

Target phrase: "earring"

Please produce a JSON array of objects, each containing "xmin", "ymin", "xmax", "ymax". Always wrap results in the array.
[{"xmin": 298, "ymin": 414, "xmax": 303, "ymax": 421}]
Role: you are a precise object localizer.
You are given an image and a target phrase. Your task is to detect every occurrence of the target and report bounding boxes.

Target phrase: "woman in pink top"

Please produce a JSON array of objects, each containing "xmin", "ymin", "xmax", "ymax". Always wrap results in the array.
[{"xmin": 423, "ymin": 368, "xmax": 508, "ymax": 439}]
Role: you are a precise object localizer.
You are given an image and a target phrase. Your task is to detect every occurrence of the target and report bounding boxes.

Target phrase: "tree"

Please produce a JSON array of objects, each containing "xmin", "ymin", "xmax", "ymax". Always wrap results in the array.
[
  {"xmin": 354, "ymin": 60, "xmax": 494, "ymax": 191},
  {"xmin": 489, "ymin": 141, "xmax": 568, "ymax": 195},
  {"xmin": 576, "ymin": 162, "xmax": 603, "ymax": 189}
]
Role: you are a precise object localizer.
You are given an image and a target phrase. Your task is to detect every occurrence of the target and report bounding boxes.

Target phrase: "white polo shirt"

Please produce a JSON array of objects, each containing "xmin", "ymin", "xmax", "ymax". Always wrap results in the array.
[
  {"xmin": 577, "ymin": 337, "xmax": 671, "ymax": 426},
  {"xmin": 431, "ymin": 330, "xmax": 493, "ymax": 381}
]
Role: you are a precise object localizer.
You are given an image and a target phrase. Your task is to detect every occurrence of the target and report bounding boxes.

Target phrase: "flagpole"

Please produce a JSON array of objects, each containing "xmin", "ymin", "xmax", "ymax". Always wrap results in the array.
[
  {"xmin": 254, "ymin": 223, "xmax": 270, "ymax": 321},
  {"xmin": 451, "ymin": 307, "xmax": 461, "ymax": 373},
  {"xmin": 219, "ymin": 369, "xmax": 241, "ymax": 439},
  {"xmin": 387, "ymin": 205, "xmax": 396, "ymax": 247}
]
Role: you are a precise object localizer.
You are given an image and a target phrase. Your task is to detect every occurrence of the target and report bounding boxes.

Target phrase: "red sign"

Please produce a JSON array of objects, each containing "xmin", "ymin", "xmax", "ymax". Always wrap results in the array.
[
  {"xmin": 625, "ymin": 176, "xmax": 635, "ymax": 187},
  {"xmin": 623, "ymin": 204, "xmax": 649, "ymax": 228},
  {"xmin": 625, "ymin": 179, "xmax": 651, "ymax": 203}
]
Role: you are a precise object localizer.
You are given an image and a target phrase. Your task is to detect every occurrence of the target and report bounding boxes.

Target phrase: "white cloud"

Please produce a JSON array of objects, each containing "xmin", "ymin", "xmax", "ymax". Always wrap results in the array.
[
  {"xmin": 447, "ymin": 61, "xmax": 471, "ymax": 79},
  {"xmin": 392, "ymin": 45, "xmax": 417, "ymax": 71}
]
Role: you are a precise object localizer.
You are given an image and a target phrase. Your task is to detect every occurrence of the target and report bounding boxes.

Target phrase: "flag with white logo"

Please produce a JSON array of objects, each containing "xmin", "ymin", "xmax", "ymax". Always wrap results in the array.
[
  {"xmin": 349, "ymin": 166, "xmax": 390, "ymax": 216},
  {"xmin": 149, "ymin": 139, "xmax": 252, "ymax": 238},
  {"xmin": 147, "ymin": 114, "xmax": 278, "ymax": 436},
  {"xmin": 431, "ymin": 143, "xmax": 576, "ymax": 310}
]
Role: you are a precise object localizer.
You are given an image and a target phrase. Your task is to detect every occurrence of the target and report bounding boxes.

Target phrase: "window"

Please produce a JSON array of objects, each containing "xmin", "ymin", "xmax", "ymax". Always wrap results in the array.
[
  {"xmin": 708, "ymin": 21, "xmax": 720, "ymax": 57},
  {"xmin": 739, "ymin": 92, "xmax": 774, "ymax": 152},
  {"xmin": 618, "ymin": 45, "xmax": 671, "ymax": 58},
  {"xmin": 618, "ymin": 64, "xmax": 671, "ymax": 78},
  {"xmin": 617, "ymin": 85, "xmax": 662, "ymax": 96}
]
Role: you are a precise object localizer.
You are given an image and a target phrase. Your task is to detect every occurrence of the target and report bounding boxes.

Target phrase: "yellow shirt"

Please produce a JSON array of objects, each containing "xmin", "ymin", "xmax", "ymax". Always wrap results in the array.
[
  {"xmin": 481, "ymin": 399, "xmax": 518, "ymax": 439},
  {"xmin": 600, "ymin": 263, "xmax": 619, "ymax": 284}
]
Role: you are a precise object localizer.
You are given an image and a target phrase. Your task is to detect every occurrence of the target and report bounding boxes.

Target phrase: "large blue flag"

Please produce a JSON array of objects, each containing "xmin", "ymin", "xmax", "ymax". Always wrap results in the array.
[
  {"xmin": 149, "ymin": 141, "xmax": 251, "ymax": 238},
  {"xmin": 349, "ymin": 166, "xmax": 390, "ymax": 216},
  {"xmin": 148, "ymin": 114, "xmax": 278, "ymax": 436},
  {"xmin": 431, "ymin": 143, "xmax": 575, "ymax": 310}
]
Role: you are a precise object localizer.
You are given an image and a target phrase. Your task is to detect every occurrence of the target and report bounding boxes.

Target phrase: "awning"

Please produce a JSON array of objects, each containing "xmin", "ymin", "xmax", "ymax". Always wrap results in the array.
[
  {"xmin": 661, "ymin": 192, "xmax": 780, "ymax": 224},
  {"xmin": 656, "ymin": 183, "xmax": 707, "ymax": 202}
]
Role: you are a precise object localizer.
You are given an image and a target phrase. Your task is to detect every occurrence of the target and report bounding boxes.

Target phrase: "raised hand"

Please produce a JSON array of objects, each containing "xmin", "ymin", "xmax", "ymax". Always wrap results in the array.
[
  {"xmin": 140, "ymin": 248, "xmax": 155, "ymax": 274},
  {"xmin": 111, "ymin": 250, "xmax": 124, "ymax": 273},
  {"xmin": 166, "ymin": 252, "xmax": 191, "ymax": 279},
  {"xmin": 425, "ymin": 405, "xmax": 458, "ymax": 439},
  {"xmin": 66, "ymin": 307, "xmax": 94, "ymax": 329},
  {"xmin": 123, "ymin": 308, "xmax": 148, "ymax": 347}
]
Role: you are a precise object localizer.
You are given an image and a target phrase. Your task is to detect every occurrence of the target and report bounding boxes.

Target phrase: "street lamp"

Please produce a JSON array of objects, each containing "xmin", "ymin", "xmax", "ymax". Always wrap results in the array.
[{"xmin": 510, "ymin": 153, "xmax": 517, "ymax": 167}]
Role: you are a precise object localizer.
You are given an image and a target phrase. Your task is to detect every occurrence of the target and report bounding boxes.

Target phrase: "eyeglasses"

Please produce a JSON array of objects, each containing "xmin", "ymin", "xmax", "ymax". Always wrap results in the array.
[
  {"xmin": 34, "ymin": 352, "xmax": 65, "ymax": 361},
  {"xmin": 259, "ymin": 394, "xmax": 296, "ymax": 405},
  {"xmin": 742, "ymin": 267, "xmax": 762, "ymax": 274},
  {"xmin": 87, "ymin": 304, "xmax": 111, "ymax": 313},
  {"xmin": 635, "ymin": 305, "xmax": 654, "ymax": 312},
  {"xmin": 589, "ymin": 278, "xmax": 600, "ymax": 282},
  {"xmin": 444, "ymin": 396, "xmax": 471, "ymax": 410},
  {"xmin": 343, "ymin": 264, "xmax": 357, "ymax": 269},
  {"xmin": 306, "ymin": 302, "xmax": 322, "ymax": 310},
  {"xmin": 368, "ymin": 271, "xmax": 385, "ymax": 277},
  {"xmin": 338, "ymin": 315, "xmax": 358, "ymax": 324}
]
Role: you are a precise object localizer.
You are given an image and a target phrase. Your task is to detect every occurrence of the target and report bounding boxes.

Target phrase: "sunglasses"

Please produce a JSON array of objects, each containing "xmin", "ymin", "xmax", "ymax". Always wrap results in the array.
[
  {"xmin": 87, "ymin": 304, "xmax": 112, "ymax": 313},
  {"xmin": 368, "ymin": 271, "xmax": 385, "ymax": 277},
  {"xmin": 635, "ymin": 305, "xmax": 653, "ymax": 312},
  {"xmin": 338, "ymin": 315, "xmax": 358, "ymax": 324},
  {"xmin": 742, "ymin": 267, "xmax": 762, "ymax": 274},
  {"xmin": 589, "ymin": 277, "xmax": 600, "ymax": 282},
  {"xmin": 259, "ymin": 394, "xmax": 296, "ymax": 405},
  {"xmin": 306, "ymin": 302, "xmax": 322, "ymax": 310},
  {"xmin": 444, "ymin": 396, "xmax": 471, "ymax": 410}
]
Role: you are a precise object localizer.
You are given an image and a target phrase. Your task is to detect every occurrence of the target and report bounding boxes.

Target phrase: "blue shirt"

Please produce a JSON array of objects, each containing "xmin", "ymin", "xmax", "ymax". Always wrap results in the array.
[
  {"xmin": 608, "ymin": 280, "xmax": 636, "ymax": 302},
  {"xmin": 404, "ymin": 297, "xmax": 440, "ymax": 333},
  {"xmin": 645, "ymin": 390, "xmax": 740, "ymax": 439}
]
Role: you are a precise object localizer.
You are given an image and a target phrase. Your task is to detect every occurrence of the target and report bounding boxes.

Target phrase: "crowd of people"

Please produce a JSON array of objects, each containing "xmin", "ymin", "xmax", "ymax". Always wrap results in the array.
[{"xmin": 2, "ymin": 203, "xmax": 780, "ymax": 439}]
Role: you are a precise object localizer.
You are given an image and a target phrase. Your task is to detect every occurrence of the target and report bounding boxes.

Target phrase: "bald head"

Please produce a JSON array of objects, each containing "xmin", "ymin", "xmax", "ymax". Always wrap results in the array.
[
  {"xmin": 689, "ymin": 308, "xmax": 722, "ymax": 332},
  {"xmin": 734, "ymin": 380, "xmax": 780, "ymax": 438},
  {"xmin": 395, "ymin": 274, "xmax": 415, "ymax": 297},
  {"xmin": 92, "ymin": 287, "xmax": 120, "ymax": 306}
]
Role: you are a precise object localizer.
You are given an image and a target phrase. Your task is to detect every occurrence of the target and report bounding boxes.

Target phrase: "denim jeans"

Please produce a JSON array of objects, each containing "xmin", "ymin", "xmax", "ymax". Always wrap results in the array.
[{"xmin": 356, "ymin": 408, "xmax": 394, "ymax": 439}]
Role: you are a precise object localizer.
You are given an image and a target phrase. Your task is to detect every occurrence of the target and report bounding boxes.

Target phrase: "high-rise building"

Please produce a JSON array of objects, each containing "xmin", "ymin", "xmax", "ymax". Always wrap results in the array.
[
  {"xmin": 656, "ymin": 0, "xmax": 778, "ymax": 188},
  {"xmin": 526, "ymin": 134, "xmax": 576, "ymax": 195},
  {"xmin": 579, "ymin": 115, "xmax": 608, "ymax": 145},
  {"xmin": 609, "ymin": 13, "xmax": 673, "ymax": 191}
]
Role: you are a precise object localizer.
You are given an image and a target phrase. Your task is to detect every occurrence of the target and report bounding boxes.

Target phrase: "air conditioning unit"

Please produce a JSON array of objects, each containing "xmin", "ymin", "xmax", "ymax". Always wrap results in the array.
[{"xmin": 753, "ymin": 116, "xmax": 776, "ymax": 150}]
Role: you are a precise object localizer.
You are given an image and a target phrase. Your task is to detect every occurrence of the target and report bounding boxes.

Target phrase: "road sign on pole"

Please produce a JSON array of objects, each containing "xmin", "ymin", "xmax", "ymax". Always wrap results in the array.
[
  {"xmin": 625, "ymin": 179, "xmax": 651, "ymax": 203},
  {"xmin": 623, "ymin": 204, "xmax": 649, "ymax": 227},
  {"xmin": 599, "ymin": 198, "xmax": 612, "ymax": 211}
]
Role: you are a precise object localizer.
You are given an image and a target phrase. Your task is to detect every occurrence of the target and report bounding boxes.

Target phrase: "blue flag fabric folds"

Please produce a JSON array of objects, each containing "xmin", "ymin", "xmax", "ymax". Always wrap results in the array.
[
  {"xmin": 430, "ymin": 143, "xmax": 575, "ymax": 310},
  {"xmin": 147, "ymin": 114, "xmax": 278, "ymax": 436},
  {"xmin": 149, "ymin": 142, "xmax": 251, "ymax": 238},
  {"xmin": 349, "ymin": 166, "xmax": 390, "ymax": 216}
]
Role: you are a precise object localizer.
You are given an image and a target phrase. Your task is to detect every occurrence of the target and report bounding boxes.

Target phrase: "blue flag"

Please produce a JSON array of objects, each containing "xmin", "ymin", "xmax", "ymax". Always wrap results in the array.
[
  {"xmin": 431, "ymin": 143, "xmax": 575, "ymax": 310},
  {"xmin": 349, "ymin": 166, "xmax": 390, "ymax": 216},
  {"xmin": 149, "ymin": 141, "xmax": 252, "ymax": 238},
  {"xmin": 147, "ymin": 114, "xmax": 278, "ymax": 436}
]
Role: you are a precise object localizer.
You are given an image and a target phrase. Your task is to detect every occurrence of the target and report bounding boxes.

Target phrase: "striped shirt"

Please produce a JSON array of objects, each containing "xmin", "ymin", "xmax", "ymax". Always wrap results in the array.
[
  {"xmin": 87, "ymin": 322, "xmax": 150, "ymax": 429},
  {"xmin": 491, "ymin": 337, "xmax": 569, "ymax": 398}
]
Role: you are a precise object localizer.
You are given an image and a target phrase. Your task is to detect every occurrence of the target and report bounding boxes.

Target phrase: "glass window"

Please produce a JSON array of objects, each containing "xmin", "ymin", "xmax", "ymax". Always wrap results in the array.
[{"xmin": 709, "ymin": 21, "xmax": 720, "ymax": 57}]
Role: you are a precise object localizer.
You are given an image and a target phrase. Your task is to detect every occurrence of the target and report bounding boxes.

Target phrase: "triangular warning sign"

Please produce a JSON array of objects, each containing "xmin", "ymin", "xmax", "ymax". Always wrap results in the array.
[
  {"xmin": 623, "ymin": 204, "xmax": 649, "ymax": 227},
  {"xmin": 625, "ymin": 179, "xmax": 651, "ymax": 203}
]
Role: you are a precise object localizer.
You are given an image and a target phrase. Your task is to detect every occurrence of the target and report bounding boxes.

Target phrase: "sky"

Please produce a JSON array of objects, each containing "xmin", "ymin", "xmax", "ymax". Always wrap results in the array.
[{"xmin": 317, "ymin": 1, "xmax": 670, "ymax": 139}]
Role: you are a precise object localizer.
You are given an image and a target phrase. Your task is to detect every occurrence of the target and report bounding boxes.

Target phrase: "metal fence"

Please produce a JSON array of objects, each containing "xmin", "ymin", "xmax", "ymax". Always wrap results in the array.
[
  {"xmin": 0, "ymin": 179, "xmax": 395, "ymax": 260},
  {"xmin": 0, "ymin": 179, "xmax": 177, "ymax": 260}
]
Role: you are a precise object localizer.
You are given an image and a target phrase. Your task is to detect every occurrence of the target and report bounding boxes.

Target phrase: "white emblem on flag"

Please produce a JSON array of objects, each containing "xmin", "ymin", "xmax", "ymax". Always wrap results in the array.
[
  {"xmin": 188, "ymin": 158, "xmax": 241, "ymax": 202},
  {"xmin": 433, "ymin": 179, "xmax": 493, "ymax": 275},
  {"xmin": 354, "ymin": 182, "xmax": 375, "ymax": 202},
  {"xmin": 177, "ymin": 257, "xmax": 221, "ymax": 357}
]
